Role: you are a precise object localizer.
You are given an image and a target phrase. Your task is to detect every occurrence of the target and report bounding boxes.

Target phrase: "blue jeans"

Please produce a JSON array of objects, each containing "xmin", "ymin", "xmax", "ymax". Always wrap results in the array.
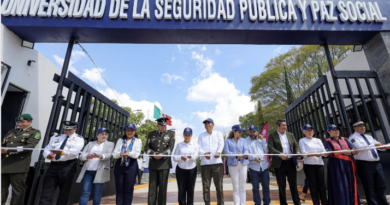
[
  {"xmin": 249, "ymin": 168, "xmax": 270, "ymax": 205},
  {"xmin": 79, "ymin": 171, "xmax": 104, "ymax": 205}
]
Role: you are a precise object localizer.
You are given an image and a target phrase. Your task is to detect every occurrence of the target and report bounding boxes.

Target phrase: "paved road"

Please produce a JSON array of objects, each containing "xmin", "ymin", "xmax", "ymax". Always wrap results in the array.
[{"xmin": 93, "ymin": 177, "xmax": 317, "ymax": 205}]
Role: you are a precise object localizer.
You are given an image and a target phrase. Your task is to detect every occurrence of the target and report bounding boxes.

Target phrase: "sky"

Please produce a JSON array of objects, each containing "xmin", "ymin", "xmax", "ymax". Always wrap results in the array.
[{"xmin": 35, "ymin": 43, "xmax": 293, "ymax": 143}]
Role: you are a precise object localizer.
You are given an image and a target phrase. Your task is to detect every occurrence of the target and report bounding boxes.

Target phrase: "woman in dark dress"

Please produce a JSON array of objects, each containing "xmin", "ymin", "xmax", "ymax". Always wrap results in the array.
[{"xmin": 324, "ymin": 124, "xmax": 360, "ymax": 205}]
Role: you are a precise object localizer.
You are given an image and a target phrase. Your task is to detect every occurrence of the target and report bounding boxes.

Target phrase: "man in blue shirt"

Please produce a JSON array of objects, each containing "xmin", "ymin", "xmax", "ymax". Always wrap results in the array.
[{"xmin": 246, "ymin": 125, "xmax": 270, "ymax": 205}]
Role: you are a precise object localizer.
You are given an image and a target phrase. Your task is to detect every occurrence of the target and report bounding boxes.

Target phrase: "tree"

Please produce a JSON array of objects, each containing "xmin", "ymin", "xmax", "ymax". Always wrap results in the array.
[
  {"xmin": 249, "ymin": 45, "xmax": 352, "ymax": 131},
  {"xmin": 284, "ymin": 66, "xmax": 295, "ymax": 105},
  {"xmin": 239, "ymin": 100, "xmax": 267, "ymax": 136},
  {"xmin": 137, "ymin": 119, "xmax": 158, "ymax": 153},
  {"xmin": 254, "ymin": 100, "xmax": 264, "ymax": 128},
  {"xmin": 239, "ymin": 112, "xmax": 256, "ymax": 138},
  {"xmin": 110, "ymin": 100, "xmax": 158, "ymax": 153},
  {"xmin": 317, "ymin": 63, "xmax": 323, "ymax": 78},
  {"xmin": 122, "ymin": 107, "xmax": 157, "ymax": 153}
]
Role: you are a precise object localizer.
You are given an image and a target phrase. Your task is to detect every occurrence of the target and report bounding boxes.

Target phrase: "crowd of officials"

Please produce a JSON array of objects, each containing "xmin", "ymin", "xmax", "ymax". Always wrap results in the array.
[{"xmin": 1, "ymin": 114, "xmax": 390, "ymax": 205}]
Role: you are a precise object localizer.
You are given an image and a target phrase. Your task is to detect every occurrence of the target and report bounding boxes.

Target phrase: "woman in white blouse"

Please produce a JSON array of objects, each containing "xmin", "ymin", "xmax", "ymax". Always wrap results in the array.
[
  {"xmin": 299, "ymin": 124, "xmax": 329, "ymax": 205},
  {"xmin": 76, "ymin": 127, "xmax": 115, "ymax": 205},
  {"xmin": 173, "ymin": 127, "xmax": 199, "ymax": 205},
  {"xmin": 112, "ymin": 123, "xmax": 142, "ymax": 205}
]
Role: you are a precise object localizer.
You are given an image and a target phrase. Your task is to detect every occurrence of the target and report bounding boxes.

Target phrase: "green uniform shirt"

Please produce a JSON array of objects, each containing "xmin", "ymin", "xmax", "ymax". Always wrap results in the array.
[
  {"xmin": 1, "ymin": 127, "xmax": 41, "ymax": 173},
  {"xmin": 144, "ymin": 130, "xmax": 175, "ymax": 170}
]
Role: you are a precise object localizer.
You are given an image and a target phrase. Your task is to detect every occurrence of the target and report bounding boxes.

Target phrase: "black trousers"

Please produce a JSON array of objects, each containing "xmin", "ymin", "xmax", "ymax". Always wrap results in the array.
[
  {"xmin": 356, "ymin": 161, "xmax": 389, "ymax": 205},
  {"xmin": 274, "ymin": 160, "xmax": 300, "ymax": 205},
  {"xmin": 1, "ymin": 173, "xmax": 28, "ymax": 205},
  {"xmin": 137, "ymin": 169, "xmax": 143, "ymax": 184},
  {"xmin": 303, "ymin": 165, "xmax": 328, "ymax": 205},
  {"xmin": 114, "ymin": 158, "xmax": 138, "ymax": 205},
  {"xmin": 176, "ymin": 166, "xmax": 197, "ymax": 205},
  {"xmin": 39, "ymin": 160, "xmax": 77, "ymax": 205},
  {"xmin": 148, "ymin": 169, "xmax": 169, "ymax": 205}
]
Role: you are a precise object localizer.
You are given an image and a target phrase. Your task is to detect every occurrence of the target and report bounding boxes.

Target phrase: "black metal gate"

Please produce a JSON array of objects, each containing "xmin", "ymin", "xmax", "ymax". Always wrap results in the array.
[
  {"xmin": 27, "ymin": 41, "xmax": 130, "ymax": 204},
  {"xmin": 284, "ymin": 69, "xmax": 390, "ymax": 195},
  {"xmin": 284, "ymin": 70, "xmax": 390, "ymax": 143}
]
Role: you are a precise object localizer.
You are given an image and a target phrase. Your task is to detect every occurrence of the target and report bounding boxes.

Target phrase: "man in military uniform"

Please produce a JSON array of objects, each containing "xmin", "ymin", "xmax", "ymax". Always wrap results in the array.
[
  {"xmin": 144, "ymin": 117, "xmax": 175, "ymax": 205},
  {"xmin": 1, "ymin": 114, "xmax": 41, "ymax": 205},
  {"xmin": 39, "ymin": 121, "xmax": 85, "ymax": 205}
]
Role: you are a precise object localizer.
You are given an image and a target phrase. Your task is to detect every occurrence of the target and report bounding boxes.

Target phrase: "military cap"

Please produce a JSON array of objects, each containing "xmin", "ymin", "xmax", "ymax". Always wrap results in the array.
[
  {"xmin": 156, "ymin": 117, "xmax": 169, "ymax": 126},
  {"xmin": 63, "ymin": 121, "xmax": 78, "ymax": 130},
  {"xmin": 352, "ymin": 117, "xmax": 365, "ymax": 127},
  {"xmin": 15, "ymin": 114, "xmax": 33, "ymax": 122}
]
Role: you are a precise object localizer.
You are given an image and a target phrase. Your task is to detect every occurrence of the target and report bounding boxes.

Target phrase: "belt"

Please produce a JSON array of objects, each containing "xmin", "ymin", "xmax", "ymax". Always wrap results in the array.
[
  {"xmin": 356, "ymin": 160, "xmax": 379, "ymax": 164},
  {"xmin": 283, "ymin": 158, "xmax": 292, "ymax": 161},
  {"xmin": 51, "ymin": 159, "xmax": 77, "ymax": 165}
]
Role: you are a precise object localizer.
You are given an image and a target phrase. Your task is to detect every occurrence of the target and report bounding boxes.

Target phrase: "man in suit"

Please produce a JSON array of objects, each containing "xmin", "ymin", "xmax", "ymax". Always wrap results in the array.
[{"xmin": 268, "ymin": 119, "xmax": 301, "ymax": 205}]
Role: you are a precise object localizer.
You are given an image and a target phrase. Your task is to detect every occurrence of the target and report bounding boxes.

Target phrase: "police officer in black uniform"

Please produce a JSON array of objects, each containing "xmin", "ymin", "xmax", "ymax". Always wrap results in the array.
[
  {"xmin": 144, "ymin": 117, "xmax": 175, "ymax": 205},
  {"xmin": 1, "ymin": 114, "xmax": 41, "ymax": 205},
  {"xmin": 39, "ymin": 121, "xmax": 85, "ymax": 205}
]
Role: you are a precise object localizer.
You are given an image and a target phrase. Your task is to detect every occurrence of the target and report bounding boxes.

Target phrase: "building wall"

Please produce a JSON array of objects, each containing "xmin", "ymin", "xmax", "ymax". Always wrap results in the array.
[{"xmin": 1, "ymin": 26, "xmax": 62, "ymax": 165}]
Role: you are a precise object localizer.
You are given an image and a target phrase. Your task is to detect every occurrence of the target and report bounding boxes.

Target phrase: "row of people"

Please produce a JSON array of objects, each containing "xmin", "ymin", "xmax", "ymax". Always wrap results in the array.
[
  {"xmin": 171, "ymin": 118, "xmax": 389, "ymax": 205},
  {"xmin": 1, "ymin": 114, "xmax": 389, "ymax": 205}
]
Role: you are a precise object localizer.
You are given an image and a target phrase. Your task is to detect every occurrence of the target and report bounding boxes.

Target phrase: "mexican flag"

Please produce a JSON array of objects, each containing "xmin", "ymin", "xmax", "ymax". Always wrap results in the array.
[
  {"xmin": 166, "ymin": 115, "xmax": 172, "ymax": 126},
  {"xmin": 154, "ymin": 105, "xmax": 161, "ymax": 119}
]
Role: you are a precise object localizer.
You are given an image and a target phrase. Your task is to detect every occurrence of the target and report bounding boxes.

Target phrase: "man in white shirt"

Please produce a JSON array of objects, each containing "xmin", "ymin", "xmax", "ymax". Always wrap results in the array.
[
  {"xmin": 39, "ymin": 121, "xmax": 85, "ymax": 205},
  {"xmin": 349, "ymin": 118, "xmax": 390, "ymax": 205},
  {"xmin": 198, "ymin": 118, "xmax": 224, "ymax": 205},
  {"xmin": 137, "ymin": 155, "xmax": 145, "ymax": 184}
]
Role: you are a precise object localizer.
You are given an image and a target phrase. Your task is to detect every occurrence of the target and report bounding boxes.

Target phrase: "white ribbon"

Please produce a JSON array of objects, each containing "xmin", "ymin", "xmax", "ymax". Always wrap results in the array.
[{"xmin": 2, "ymin": 144, "xmax": 390, "ymax": 157}]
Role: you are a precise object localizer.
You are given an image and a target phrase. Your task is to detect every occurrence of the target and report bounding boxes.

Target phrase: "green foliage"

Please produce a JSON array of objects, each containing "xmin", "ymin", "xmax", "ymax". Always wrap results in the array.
[
  {"xmin": 136, "ymin": 119, "xmax": 158, "ymax": 153},
  {"xmin": 249, "ymin": 45, "xmax": 352, "ymax": 132},
  {"xmin": 120, "ymin": 104, "xmax": 158, "ymax": 153},
  {"xmin": 239, "ymin": 112, "xmax": 255, "ymax": 138},
  {"xmin": 254, "ymin": 100, "xmax": 265, "ymax": 128},
  {"xmin": 284, "ymin": 66, "xmax": 295, "ymax": 106},
  {"xmin": 239, "ymin": 100, "xmax": 266, "ymax": 136},
  {"xmin": 85, "ymin": 99, "xmax": 157, "ymax": 153}
]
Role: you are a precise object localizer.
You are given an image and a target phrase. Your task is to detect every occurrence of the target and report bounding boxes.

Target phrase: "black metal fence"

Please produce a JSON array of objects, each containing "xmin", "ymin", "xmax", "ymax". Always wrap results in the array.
[
  {"xmin": 285, "ymin": 71, "xmax": 390, "ymax": 143},
  {"xmin": 26, "ymin": 71, "xmax": 129, "ymax": 204},
  {"xmin": 52, "ymin": 72, "xmax": 129, "ymax": 142}
]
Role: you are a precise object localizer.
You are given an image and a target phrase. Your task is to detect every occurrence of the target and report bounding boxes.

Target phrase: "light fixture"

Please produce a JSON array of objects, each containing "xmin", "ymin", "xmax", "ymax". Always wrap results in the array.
[
  {"xmin": 353, "ymin": 45, "xmax": 363, "ymax": 52},
  {"xmin": 21, "ymin": 40, "xmax": 34, "ymax": 49},
  {"xmin": 27, "ymin": 60, "xmax": 36, "ymax": 66}
]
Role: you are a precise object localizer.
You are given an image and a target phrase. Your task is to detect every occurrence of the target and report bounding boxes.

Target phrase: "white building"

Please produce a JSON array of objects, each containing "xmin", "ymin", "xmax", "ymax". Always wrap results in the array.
[{"xmin": 1, "ymin": 25, "xmax": 62, "ymax": 166}]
